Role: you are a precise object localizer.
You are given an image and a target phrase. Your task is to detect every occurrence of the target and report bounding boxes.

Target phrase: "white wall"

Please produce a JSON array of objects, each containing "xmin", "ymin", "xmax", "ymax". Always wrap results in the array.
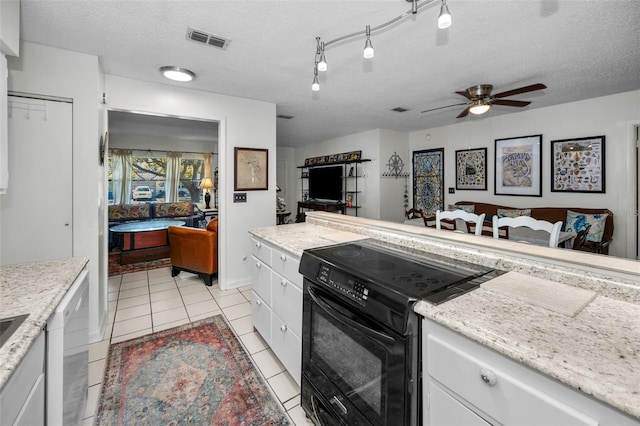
[
  {"xmin": 379, "ymin": 129, "xmax": 410, "ymax": 222},
  {"xmin": 7, "ymin": 41, "xmax": 104, "ymax": 340},
  {"xmin": 295, "ymin": 129, "xmax": 382, "ymax": 219},
  {"xmin": 408, "ymin": 90, "xmax": 640, "ymax": 259},
  {"xmin": 105, "ymin": 75, "xmax": 276, "ymax": 289}
]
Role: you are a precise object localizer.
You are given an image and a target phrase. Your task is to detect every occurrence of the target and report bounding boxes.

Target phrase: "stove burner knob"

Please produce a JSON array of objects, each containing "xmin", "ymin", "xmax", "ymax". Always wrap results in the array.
[
  {"xmin": 480, "ymin": 368, "xmax": 497, "ymax": 386},
  {"xmin": 280, "ymin": 324, "xmax": 288, "ymax": 332}
]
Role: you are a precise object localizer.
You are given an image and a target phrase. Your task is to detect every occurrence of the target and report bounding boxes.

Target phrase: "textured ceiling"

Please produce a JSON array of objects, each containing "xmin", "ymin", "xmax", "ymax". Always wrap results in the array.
[{"xmin": 18, "ymin": 0, "xmax": 640, "ymax": 147}]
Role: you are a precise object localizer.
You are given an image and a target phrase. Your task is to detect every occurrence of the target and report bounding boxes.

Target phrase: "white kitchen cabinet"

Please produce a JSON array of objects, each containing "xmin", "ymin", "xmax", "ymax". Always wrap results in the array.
[
  {"xmin": 250, "ymin": 237, "xmax": 303, "ymax": 385},
  {"xmin": 423, "ymin": 319, "xmax": 638, "ymax": 426},
  {"xmin": 0, "ymin": 330, "xmax": 46, "ymax": 426}
]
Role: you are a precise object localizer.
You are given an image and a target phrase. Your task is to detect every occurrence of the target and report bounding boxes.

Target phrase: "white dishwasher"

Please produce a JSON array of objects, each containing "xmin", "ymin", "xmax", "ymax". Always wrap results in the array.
[{"xmin": 47, "ymin": 269, "xmax": 89, "ymax": 426}]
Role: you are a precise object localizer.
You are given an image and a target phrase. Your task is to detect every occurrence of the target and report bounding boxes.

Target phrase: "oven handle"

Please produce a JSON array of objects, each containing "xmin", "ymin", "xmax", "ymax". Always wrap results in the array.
[{"xmin": 307, "ymin": 286, "xmax": 396, "ymax": 345}]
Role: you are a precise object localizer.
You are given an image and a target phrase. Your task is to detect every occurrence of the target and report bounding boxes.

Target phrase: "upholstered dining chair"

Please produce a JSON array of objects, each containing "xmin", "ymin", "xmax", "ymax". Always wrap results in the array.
[
  {"xmin": 435, "ymin": 210, "xmax": 486, "ymax": 236},
  {"xmin": 492, "ymin": 216, "xmax": 562, "ymax": 248},
  {"xmin": 168, "ymin": 219, "xmax": 218, "ymax": 286}
]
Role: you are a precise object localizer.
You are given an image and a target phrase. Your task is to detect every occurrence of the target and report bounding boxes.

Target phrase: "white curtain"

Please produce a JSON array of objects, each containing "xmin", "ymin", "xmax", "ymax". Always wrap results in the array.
[
  {"xmin": 165, "ymin": 151, "xmax": 182, "ymax": 202},
  {"xmin": 111, "ymin": 149, "xmax": 132, "ymax": 204}
]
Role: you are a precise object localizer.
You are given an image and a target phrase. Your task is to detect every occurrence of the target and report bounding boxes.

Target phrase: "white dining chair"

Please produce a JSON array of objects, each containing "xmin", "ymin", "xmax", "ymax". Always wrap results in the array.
[
  {"xmin": 435, "ymin": 210, "xmax": 486, "ymax": 236},
  {"xmin": 492, "ymin": 216, "xmax": 563, "ymax": 247}
]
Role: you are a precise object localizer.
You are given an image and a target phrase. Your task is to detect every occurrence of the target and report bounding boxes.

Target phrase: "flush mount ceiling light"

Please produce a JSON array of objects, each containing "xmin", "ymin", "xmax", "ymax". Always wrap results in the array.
[
  {"xmin": 159, "ymin": 66, "xmax": 196, "ymax": 82},
  {"xmin": 311, "ymin": 0, "xmax": 452, "ymax": 92}
]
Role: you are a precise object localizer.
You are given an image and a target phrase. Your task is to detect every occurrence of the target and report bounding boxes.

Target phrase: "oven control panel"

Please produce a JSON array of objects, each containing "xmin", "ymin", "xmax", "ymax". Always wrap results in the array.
[{"xmin": 317, "ymin": 265, "xmax": 369, "ymax": 306}]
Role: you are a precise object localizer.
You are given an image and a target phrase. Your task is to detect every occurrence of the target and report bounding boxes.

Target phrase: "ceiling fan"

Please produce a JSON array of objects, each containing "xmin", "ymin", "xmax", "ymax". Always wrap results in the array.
[{"xmin": 421, "ymin": 83, "xmax": 547, "ymax": 118}]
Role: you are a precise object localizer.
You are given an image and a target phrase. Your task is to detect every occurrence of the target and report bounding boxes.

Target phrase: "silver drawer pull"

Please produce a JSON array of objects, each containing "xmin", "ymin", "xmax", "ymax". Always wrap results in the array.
[
  {"xmin": 256, "ymin": 299, "xmax": 262, "ymax": 306},
  {"xmin": 280, "ymin": 254, "xmax": 286, "ymax": 261},
  {"xmin": 280, "ymin": 324, "xmax": 287, "ymax": 332},
  {"xmin": 480, "ymin": 368, "xmax": 497, "ymax": 386},
  {"xmin": 255, "ymin": 242, "xmax": 262, "ymax": 248},
  {"xmin": 256, "ymin": 263, "xmax": 261, "ymax": 269},
  {"xmin": 280, "ymin": 280, "xmax": 287, "ymax": 287}
]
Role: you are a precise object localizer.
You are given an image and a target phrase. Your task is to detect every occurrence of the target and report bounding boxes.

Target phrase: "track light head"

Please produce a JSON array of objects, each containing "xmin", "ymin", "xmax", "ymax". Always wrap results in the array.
[
  {"xmin": 363, "ymin": 25, "xmax": 374, "ymax": 59},
  {"xmin": 438, "ymin": 0, "xmax": 452, "ymax": 29}
]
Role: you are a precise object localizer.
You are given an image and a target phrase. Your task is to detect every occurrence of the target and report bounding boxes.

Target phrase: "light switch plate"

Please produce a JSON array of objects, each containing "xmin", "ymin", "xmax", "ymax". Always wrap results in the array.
[
  {"xmin": 234, "ymin": 192, "xmax": 247, "ymax": 203},
  {"xmin": 448, "ymin": 187, "xmax": 455, "ymax": 194}
]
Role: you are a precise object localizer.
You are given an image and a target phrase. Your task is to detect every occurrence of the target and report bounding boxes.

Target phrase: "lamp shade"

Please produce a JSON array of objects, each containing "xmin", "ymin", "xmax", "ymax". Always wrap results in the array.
[
  {"xmin": 199, "ymin": 177, "xmax": 215, "ymax": 190},
  {"xmin": 469, "ymin": 102, "xmax": 491, "ymax": 115}
]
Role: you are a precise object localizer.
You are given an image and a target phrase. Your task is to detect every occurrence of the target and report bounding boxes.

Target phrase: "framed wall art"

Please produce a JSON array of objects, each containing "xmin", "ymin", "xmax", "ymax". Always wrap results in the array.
[
  {"xmin": 234, "ymin": 147, "xmax": 268, "ymax": 191},
  {"xmin": 494, "ymin": 135, "xmax": 542, "ymax": 197},
  {"xmin": 455, "ymin": 147, "xmax": 487, "ymax": 190},
  {"xmin": 413, "ymin": 148, "xmax": 444, "ymax": 215},
  {"xmin": 551, "ymin": 136, "xmax": 605, "ymax": 193}
]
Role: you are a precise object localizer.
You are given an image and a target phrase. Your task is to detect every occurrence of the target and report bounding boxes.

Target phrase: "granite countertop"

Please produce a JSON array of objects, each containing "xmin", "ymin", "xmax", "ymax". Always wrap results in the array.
[
  {"xmin": 249, "ymin": 222, "xmax": 367, "ymax": 257},
  {"xmin": 254, "ymin": 216, "xmax": 640, "ymax": 420},
  {"xmin": 0, "ymin": 257, "xmax": 88, "ymax": 390}
]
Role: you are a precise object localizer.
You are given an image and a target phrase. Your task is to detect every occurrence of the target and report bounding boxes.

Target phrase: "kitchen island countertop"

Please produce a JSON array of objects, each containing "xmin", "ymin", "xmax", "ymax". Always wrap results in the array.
[
  {"xmin": 0, "ymin": 257, "xmax": 88, "ymax": 390},
  {"xmin": 253, "ymin": 213, "xmax": 640, "ymax": 420}
]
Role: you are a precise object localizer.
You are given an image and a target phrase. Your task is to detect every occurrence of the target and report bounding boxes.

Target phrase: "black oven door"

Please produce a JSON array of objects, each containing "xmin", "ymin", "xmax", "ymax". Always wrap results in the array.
[{"xmin": 302, "ymin": 279, "xmax": 417, "ymax": 426}]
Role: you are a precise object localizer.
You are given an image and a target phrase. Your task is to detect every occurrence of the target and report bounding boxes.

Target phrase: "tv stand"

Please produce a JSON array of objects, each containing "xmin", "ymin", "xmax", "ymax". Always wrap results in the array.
[{"xmin": 297, "ymin": 201, "xmax": 346, "ymax": 218}]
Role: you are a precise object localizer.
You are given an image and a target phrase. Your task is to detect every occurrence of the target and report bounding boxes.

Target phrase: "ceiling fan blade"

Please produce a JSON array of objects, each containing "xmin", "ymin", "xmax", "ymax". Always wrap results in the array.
[
  {"xmin": 493, "ymin": 83, "xmax": 547, "ymax": 99},
  {"xmin": 455, "ymin": 90, "xmax": 472, "ymax": 100},
  {"xmin": 492, "ymin": 99, "xmax": 531, "ymax": 107},
  {"xmin": 421, "ymin": 102, "xmax": 469, "ymax": 114},
  {"xmin": 456, "ymin": 106, "xmax": 471, "ymax": 119}
]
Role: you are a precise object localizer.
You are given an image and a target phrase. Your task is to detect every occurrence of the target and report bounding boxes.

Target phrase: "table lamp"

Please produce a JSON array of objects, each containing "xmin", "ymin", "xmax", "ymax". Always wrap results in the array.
[{"xmin": 199, "ymin": 177, "xmax": 215, "ymax": 209}]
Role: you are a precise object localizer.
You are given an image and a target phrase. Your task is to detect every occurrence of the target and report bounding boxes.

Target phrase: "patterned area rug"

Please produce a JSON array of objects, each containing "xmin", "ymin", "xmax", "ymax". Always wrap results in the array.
[
  {"xmin": 108, "ymin": 250, "xmax": 171, "ymax": 276},
  {"xmin": 96, "ymin": 316, "xmax": 290, "ymax": 425}
]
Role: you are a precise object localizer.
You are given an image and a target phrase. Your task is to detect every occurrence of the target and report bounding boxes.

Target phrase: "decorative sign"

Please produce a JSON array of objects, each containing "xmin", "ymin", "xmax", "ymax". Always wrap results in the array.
[
  {"xmin": 304, "ymin": 150, "xmax": 361, "ymax": 166},
  {"xmin": 494, "ymin": 135, "xmax": 542, "ymax": 197}
]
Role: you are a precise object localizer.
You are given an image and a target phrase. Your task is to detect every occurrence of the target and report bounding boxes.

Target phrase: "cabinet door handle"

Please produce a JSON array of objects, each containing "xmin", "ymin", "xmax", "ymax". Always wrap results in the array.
[
  {"xmin": 255, "ymin": 242, "xmax": 262, "ymax": 248},
  {"xmin": 255, "ymin": 262, "xmax": 261, "ymax": 269},
  {"xmin": 256, "ymin": 299, "xmax": 262, "ymax": 306},
  {"xmin": 280, "ymin": 324, "xmax": 287, "ymax": 332},
  {"xmin": 280, "ymin": 254, "xmax": 286, "ymax": 261},
  {"xmin": 280, "ymin": 280, "xmax": 287, "ymax": 287},
  {"xmin": 480, "ymin": 368, "xmax": 497, "ymax": 386}
]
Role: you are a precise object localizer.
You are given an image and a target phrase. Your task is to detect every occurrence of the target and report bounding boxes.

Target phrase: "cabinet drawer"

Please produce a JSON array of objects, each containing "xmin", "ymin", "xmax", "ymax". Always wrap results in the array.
[
  {"xmin": 272, "ymin": 247, "xmax": 302, "ymax": 288},
  {"xmin": 428, "ymin": 380, "xmax": 490, "ymax": 426},
  {"xmin": 270, "ymin": 313, "xmax": 302, "ymax": 386},
  {"xmin": 427, "ymin": 333, "xmax": 597, "ymax": 426},
  {"xmin": 271, "ymin": 270, "xmax": 303, "ymax": 337},
  {"xmin": 251, "ymin": 238, "xmax": 272, "ymax": 266},
  {"xmin": 251, "ymin": 255, "xmax": 271, "ymax": 304},
  {"xmin": 251, "ymin": 291, "xmax": 271, "ymax": 345}
]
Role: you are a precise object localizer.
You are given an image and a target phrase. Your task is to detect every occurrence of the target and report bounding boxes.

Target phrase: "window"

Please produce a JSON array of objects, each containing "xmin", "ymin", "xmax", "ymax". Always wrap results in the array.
[{"xmin": 108, "ymin": 150, "xmax": 210, "ymax": 205}]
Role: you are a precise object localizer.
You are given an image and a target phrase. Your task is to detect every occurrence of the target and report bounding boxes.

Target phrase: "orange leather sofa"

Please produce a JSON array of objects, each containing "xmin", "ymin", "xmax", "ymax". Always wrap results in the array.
[{"xmin": 168, "ymin": 219, "xmax": 218, "ymax": 286}]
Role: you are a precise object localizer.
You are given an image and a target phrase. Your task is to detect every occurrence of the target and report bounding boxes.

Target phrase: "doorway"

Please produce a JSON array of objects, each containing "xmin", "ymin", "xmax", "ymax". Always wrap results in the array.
[{"xmin": 105, "ymin": 110, "xmax": 219, "ymax": 274}]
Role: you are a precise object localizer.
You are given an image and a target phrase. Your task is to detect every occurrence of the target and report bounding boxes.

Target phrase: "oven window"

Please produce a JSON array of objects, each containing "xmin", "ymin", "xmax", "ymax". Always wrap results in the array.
[{"xmin": 311, "ymin": 309, "xmax": 386, "ymax": 419}]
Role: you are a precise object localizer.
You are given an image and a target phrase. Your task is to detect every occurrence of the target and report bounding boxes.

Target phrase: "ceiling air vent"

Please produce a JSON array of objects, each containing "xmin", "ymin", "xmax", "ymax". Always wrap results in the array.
[
  {"xmin": 186, "ymin": 27, "xmax": 230, "ymax": 50},
  {"xmin": 277, "ymin": 115, "xmax": 294, "ymax": 120},
  {"xmin": 391, "ymin": 107, "xmax": 409, "ymax": 112}
]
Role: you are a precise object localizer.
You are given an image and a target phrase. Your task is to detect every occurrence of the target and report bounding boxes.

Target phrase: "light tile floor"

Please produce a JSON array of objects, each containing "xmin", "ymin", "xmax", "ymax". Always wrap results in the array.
[{"xmin": 83, "ymin": 267, "xmax": 313, "ymax": 426}]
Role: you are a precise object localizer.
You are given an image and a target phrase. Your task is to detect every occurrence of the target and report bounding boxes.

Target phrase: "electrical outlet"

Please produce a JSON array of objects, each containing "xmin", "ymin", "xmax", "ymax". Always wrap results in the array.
[
  {"xmin": 448, "ymin": 187, "xmax": 455, "ymax": 194},
  {"xmin": 233, "ymin": 192, "xmax": 247, "ymax": 203}
]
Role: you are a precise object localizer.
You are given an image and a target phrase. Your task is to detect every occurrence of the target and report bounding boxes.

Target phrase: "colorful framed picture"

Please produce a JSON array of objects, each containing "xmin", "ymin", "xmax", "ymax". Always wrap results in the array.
[
  {"xmin": 551, "ymin": 136, "xmax": 605, "ymax": 193},
  {"xmin": 455, "ymin": 148, "xmax": 487, "ymax": 190},
  {"xmin": 413, "ymin": 148, "xmax": 444, "ymax": 215},
  {"xmin": 234, "ymin": 147, "xmax": 268, "ymax": 191},
  {"xmin": 494, "ymin": 135, "xmax": 542, "ymax": 197}
]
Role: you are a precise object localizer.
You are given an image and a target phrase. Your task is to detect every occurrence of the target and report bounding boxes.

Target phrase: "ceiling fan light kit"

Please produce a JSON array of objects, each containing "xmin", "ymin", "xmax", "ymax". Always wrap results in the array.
[
  {"xmin": 469, "ymin": 101, "xmax": 490, "ymax": 115},
  {"xmin": 312, "ymin": 0, "xmax": 451, "ymax": 92}
]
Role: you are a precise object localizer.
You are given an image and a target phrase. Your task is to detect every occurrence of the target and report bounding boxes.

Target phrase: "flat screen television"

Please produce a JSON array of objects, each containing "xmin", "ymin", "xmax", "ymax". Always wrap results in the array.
[{"xmin": 308, "ymin": 165, "xmax": 343, "ymax": 202}]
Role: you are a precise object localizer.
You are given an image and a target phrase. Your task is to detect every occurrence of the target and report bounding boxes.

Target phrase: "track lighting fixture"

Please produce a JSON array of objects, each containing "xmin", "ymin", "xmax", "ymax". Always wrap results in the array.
[
  {"xmin": 311, "ymin": 0, "xmax": 452, "ymax": 91},
  {"xmin": 317, "ymin": 40, "xmax": 327, "ymax": 72},
  {"xmin": 438, "ymin": 0, "xmax": 452, "ymax": 29},
  {"xmin": 363, "ymin": 26, "xmax": 374, "ymax": 59},
  {"xmin": 312, "ymin": 65, "xmax": 320, "ymax": 91}
]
